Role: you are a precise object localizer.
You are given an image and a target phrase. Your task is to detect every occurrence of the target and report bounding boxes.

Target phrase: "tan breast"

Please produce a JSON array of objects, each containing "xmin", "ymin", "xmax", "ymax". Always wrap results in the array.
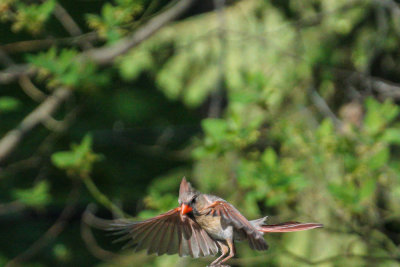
[{"xmin": 195, "ymin": 214, "xmax": 223, "ymax": 237}]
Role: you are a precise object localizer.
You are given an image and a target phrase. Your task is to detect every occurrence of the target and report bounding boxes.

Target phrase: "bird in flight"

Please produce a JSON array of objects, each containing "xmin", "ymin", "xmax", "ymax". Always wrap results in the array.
[{"xmin": 88, "ymin": 177, "xmax": 323, "ymax": 266}]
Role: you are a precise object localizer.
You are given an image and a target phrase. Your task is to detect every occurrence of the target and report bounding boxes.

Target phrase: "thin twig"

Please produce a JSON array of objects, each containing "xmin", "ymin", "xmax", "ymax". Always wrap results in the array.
[
  {"xmin": 82, "ymin": 175, "xmax": 127, "ymax": 218},
  {"xmin": 82, "ymin": 0, "xmax": 196, "ymax": 65},
  {"xmin": 0, "ymin": 49, "xmax": 14, "ymax": 67},
  {"xmin": 18, "ymin": 75, "xmax": 47, "ymax": 102},
  {"xmin": 0, "ymin": 0, "xmax": 197, "ymax": 163},
  {"xmin": 53, "ymin": 3, "xmax": 93, "ymax": 49},
  {"xmin": 81, "ymin": 205, "xmax": 119, "ymax": 261},
  {"xmin": 310, "ymin": 87, "xmax": 343, "ymax": 128},
  {"xmin": 41, "ymin": 107, "xmax": 80, "ymax": 133},
  {"xmin": 0, "ymin": 106, "xmax": 80, "ymax": 178},
  {"xmin": 54, "ymin": 3, "xmax": 83, "ymax": 36},
  {"xmin": 0, "ymin": 47, "xmax": 47, "ymax": 103},
  {"xmin": 0, "ymin": 33, "xmax": 98, "ymax": 54},
  {"xmin": 0, "ymin": 201, "xmax": 25, "ymax": 215},
  {"xmin": 0, "ymin": 87, "xmax": 72, "ymax": 165},
  {"xmin": 0, "ymin": 64, "xmax": 34, "ymax": 84}
]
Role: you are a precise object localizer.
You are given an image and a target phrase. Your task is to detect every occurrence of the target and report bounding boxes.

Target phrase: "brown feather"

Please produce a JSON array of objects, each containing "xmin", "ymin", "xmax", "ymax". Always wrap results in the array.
[
  {"xmin": 88, "ymin": 207, "xmax": 218, "ymax": 258},
  {"xmin": 200, "ymin": 200, "xmax": 268, "ymax": 251},
  {"xmin": 259, "ymin": 222, "xmax": 323, "ymax": 233}
]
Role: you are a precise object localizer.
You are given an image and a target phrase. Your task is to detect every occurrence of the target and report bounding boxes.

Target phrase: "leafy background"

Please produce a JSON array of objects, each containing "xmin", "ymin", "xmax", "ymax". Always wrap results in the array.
[{"xmin": 1, "ymin": 0, "xmax": 400, "ymax": 266}]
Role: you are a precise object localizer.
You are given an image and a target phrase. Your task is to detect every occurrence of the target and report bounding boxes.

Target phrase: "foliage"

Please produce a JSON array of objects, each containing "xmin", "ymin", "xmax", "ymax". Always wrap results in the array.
[
  {"xmin": 52, "ymin": 134, "xmax": 103, "ymax": 178},
  {"xmin": 13, "ymin": 181, "xmax": 51, "ymax": 209},
  {"xmin": 1, "ymin": 0, "xmax": 55, "ymax": 34},
  {"xmin": 0, "ymin": 97, "xmax": 21, "ymax": 113},
  {"xmin": 87, "ymin": 0, "xmax": 144, "ymax": 42},
  {"xmin": 27, "ymin": 48, "xmax": 110, "ymax": 90}
]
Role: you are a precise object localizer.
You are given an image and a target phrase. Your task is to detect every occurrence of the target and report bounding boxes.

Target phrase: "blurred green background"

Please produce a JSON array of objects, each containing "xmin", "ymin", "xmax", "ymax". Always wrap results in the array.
[{"xmin": 1, "ymin": 0, "xmax": 400, "ymax": 266}]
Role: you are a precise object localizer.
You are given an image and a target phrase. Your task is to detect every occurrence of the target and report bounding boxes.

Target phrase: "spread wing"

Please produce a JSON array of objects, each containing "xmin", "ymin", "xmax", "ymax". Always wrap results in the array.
[
  {"xmin": 200, "ymin": 200, "xmax": 268, "ymax": 250},
  {"xmin": 85, "ymin": 208, "xmax": 219, "ymax": 258},
  {"xmin": 259, "ymin": 221, "xmax": 323, "ymax": 233}
]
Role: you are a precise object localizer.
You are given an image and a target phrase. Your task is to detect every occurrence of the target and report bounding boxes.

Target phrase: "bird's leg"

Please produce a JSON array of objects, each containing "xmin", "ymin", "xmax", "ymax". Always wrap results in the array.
[
  {"xmin": 209, "ymin": 241, "xmax": 229, "ymax": 266},
  {"xmin": 219, "ymin": 239, "xmax": 235, "ymax": 265}
]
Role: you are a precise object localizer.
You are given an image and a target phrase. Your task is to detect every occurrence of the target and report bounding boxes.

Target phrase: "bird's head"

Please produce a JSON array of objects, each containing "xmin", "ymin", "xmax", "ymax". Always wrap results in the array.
[{"xmin": 178, "ymin": 177, "xmax": 198, "ymax": 215}]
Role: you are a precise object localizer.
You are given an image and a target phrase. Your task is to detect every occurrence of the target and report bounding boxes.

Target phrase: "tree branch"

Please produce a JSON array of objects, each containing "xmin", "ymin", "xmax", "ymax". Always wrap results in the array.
[
  {"xmin": 0, "ymin": 33, "xmax": 98, "ymax": 55},
  {"xmin": 81, "ymin": 205, "xmax": 119, "ymax": 261},
  {"xmin": 0, "ymin": 0, "xmax": 196, "ymax": 163},
  {"xmin": 336, "ymin": 69, "xmax": 400, "ymax": 100},
  {"xmin": 0, "ymin": 0, "xmax": 195, "ymax": 83},
  {"xmin": 0, "ymin": 64, "xmax": 34, "ymax": 84},
  {"xmin": 81, "ymin": 0, "xmax": 196, "ymax": 65},
  {"xmin": 0, "ymin": 88, "xmax": 72, "ymax": 165},
  {"xmin": 53, "ymin": 2, "xmax": 93, "ymax": 50},
  {"xmin": 310, "ymin": 87, "xmax": 343, "ymax": 128}
]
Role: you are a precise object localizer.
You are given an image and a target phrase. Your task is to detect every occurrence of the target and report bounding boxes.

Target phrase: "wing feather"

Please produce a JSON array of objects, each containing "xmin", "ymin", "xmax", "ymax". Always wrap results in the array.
[
  {"xmin": 167, "ymin": 222, "xmax": 179, "ymax": 255},
  {"xmin": 88, "ymin": 208, "xmax": 219, "ymax": 258},
  {"xmin": 147, "ymin": 219, "xmax": 166, "ymax": 255},
  {"xmin": 259, "ymin": 221, "xmax": 323, "ymax": 233},
  {"xmin": 159, "ymin": 220, "xmax": 174, "ymax": 255},
  {"xmin": 201, "ymin": 200, "xmax": 268, "ymax": 251}
]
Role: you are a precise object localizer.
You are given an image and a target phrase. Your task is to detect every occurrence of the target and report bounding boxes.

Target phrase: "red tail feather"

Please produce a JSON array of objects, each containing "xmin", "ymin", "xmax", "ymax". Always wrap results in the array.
[{"xmin": 259, "ymin": 221, "xmax": 323, "ymax": 233}]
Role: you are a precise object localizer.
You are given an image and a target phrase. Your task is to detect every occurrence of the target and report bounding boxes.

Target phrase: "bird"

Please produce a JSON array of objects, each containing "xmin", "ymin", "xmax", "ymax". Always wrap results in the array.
[{"xmin": 87, "ymin": 177, "xmax": 323, "ymax": 266}]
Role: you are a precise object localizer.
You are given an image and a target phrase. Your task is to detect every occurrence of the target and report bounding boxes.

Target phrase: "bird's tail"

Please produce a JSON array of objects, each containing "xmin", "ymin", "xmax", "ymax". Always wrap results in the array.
[{"xmin": 258, "ymin": 221, "xmax": 323, "ymax": 233}]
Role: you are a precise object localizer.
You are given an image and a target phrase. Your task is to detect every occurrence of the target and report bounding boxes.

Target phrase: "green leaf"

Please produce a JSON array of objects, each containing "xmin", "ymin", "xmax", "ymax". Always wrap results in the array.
[
  {"xmin": 202, "ymin": 118, "xmax": 228, "ymax": 142},
  {"xmin": 27, "ymin": 48, "xmax": 109, "ymax": 90},
  {"xmin": 381, "ymin": 128, "xmax": 400, "ymax": 145},
  {"xmin": 364, "ymin": 97, "xmax": 399, "ymax": 135},
  {"xmin": 51, "ymin": 134, "xmax": 103, "ymax": 177},
  {"xmin": 364, "ymin": 97, "xmax": 384, "ymax": 135},
  {"xmin": 261, "ymin": 148, "xmax": 277, "ymax": 168},
  {"xmin": 317, "ymin": 118, "xmax": 334, "ymax": 138},
  {"xmin": 53, "ymin": 243, "xmax": 70, "ymax": 261},
  {"xmin": 265, "ymin": 193, "xmax": 286, "ymax": 206},
  {"xmin": 119, "ymin": 50, "xmax": 153, "ymax": 80},
  {"xmin": 359, "ymin": 177, "xmax": 376, "ymax": 200},
  {"xmin": 368, "ymin": 146, "xmax": 389, "ymax": 170},
  {"xmin": 13, "ymin": 181, "xmax": 51, "ymax": 208},
  {"xmin": 51, "ymin": 151, "xmax": 78, "ymax": 169},
  {"xmin": 0, "ymin": 97, "xmax": 21, "ymax": 112},
  {"xmin": 12, "ymin": 0, "xmax": 55, "ymax": 34},
  {"xmin": 328, "ymin": 183, "xmax": 355, "ymax": 205}
]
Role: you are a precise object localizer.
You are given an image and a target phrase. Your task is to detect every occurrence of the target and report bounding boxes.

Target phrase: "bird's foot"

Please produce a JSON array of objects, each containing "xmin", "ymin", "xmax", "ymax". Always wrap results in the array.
[{"xmin": 207, "ymin": 265, "xmax": 230, "ymax": 267}]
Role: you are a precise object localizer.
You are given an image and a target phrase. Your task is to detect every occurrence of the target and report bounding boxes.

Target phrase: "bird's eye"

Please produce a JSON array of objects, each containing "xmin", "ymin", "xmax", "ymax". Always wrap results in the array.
[{"xmin": 191, "ymin": 197, "xmax": 196, "ymax": 204}]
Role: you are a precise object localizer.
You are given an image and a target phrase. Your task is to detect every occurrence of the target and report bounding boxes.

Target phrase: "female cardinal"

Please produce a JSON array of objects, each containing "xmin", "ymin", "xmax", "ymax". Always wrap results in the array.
[{"xmin": 88, "ymin": 178, "xmax": 323, "ymax": 266}]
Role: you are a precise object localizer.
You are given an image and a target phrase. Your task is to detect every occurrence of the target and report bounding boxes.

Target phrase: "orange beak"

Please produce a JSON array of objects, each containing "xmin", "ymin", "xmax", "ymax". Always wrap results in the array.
[{"xmin": 180, "ymin": 203, "xmax": 193, "ymax": 215}]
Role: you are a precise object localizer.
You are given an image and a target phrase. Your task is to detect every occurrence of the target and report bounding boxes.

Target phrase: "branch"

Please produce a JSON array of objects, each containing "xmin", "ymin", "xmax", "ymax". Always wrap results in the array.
[
  {"xmin": 336, "ymin": 69, "xmax": 400, "ymax": 100},
  {"xmin": 310, "ymin": 87, "xmax": 343, "ymax": 128},
  {"xmin": 0, "ymin": 33, "xmax": 98, "ymax": 54},
  {"xmin": 0, "ymin": 0, "xmax": 196, "ymax": 163},
  {"xmin": 82, "ymin": 0, "xmax": 196, "ymax": 65},
  {"xmin": 82, "ymin": 175, "xmax": 127, "ymax": 218},
  {"xmin": 0, "ymin": 201, "xmax": 25, "ymax": 215},
  {"xmin": 0, "ymin": 0, "xmax": 196, "ymax": 83},
  {"xmin": 0, "ymin": 64, "xmax": 34, "ymax": 84},
  {"xmin": 54, "ymin": 3, "xmax": 84, "ymax": 36},
  {"xmin": 81, "ymin": 205, "xmax": 119, "ymax": 261},
  {"xmin": 0, "ymin": 88, "xmax": 72, "ymax": 165},
  {"xmin": 18, "ymin": 75, "xmax": 47, "ymax": 102},
  {"xmin": 53, "ymin": 3, "xmax": 93, "ymax": 50}
]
